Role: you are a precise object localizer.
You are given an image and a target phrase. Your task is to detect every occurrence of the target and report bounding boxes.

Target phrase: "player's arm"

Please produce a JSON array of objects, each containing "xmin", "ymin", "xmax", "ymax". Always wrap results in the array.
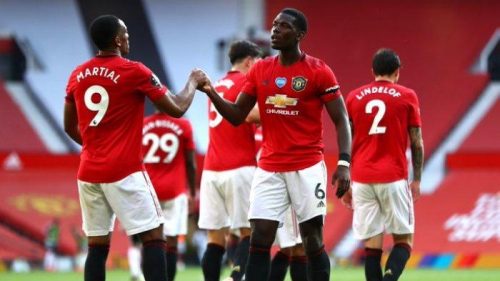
[
  {"xmin": 184, "ymin": 149, "xmax": 197, "ymax": 198},
  {"xmin": 409, "ymin": 126, "xmax": 424, "ymax": 201},
  {"xmin": 154, "ymin": 69, "xmax": 208, "ymax": 117},
  {"xmin": 201, "ymin": 82, "xmax": 256, "ymax": 126},
  {"xmin": 63, "ymin": 102, "xmax": 82, "ymax": 145},
  {"xmin": 325, "ymin": 96, "xmax": 352, "ymax": 198},
  {"xmin": 245, "ymin": 104, "xmax": 260, "ymax": 124}
]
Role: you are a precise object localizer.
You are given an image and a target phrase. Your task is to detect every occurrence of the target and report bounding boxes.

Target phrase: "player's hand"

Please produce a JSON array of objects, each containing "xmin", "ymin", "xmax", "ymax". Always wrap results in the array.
[
  {"xmin": 189, "ymin": 68, "xmax": 210, "ymax": 89},
  {"xmin": 332, "ymin": 165, "xmax": 350, "ymax": 198},
  {"xmin": 410, "ymin": 180, "xmax": 420, "ymax": 202},
  {"xmin": 341, "ymin": 188, "xmax": 353, "ymax": 210}
]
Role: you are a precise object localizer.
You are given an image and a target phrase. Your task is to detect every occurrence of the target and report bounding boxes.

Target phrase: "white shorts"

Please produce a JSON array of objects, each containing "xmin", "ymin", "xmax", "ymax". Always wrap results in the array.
[
  {"xmin": 275, "ymin": 206, "xmax": 302, "ymax": 248},
  {"xmin": 249, "ymin": 161, "xmax": 327, "ymax": 224},
  {"xmin": 352, "ymin": 179, "xmax": 415, "ymax": 240},
  {"xmin": 78, "ymin": 171, "xmax": 164, "ymax": 236},
  {"xmin": 161, "ymin": 193, "xmax": 188, "ymax": 237},
  {"xmin": 198, "ymin": 166, "xmax": 255, "ymax": 230}
]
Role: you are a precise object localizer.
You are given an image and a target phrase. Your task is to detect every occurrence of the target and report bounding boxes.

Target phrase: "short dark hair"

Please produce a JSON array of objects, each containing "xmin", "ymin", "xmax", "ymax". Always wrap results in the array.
[
  {"xmin": 90, "ymin": 15, "xmax": 121, "ymax": 50},
  {"xmin": 280, "ymin": 8, "xmax": 308, "ymax": 33},
  {"xmin": 372, "ymin": 48, "xmax": 401, "ymax": 76},
  {"xmin": 228, "ymin": 40, "xmax": 262, "ymax": 64}
]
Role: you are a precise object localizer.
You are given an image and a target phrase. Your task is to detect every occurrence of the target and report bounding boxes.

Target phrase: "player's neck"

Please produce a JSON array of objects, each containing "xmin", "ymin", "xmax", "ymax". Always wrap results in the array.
[
  {"xmin": 97, "ymin": 49, "xmax": 121, "ymax": 57},
  {"xmin": 375, "ymin": 76, "xmax": 397, "ymax": 83},
  {"xmin": 278, "ymin": 47, "xmax": 303, "ymax": 66}
]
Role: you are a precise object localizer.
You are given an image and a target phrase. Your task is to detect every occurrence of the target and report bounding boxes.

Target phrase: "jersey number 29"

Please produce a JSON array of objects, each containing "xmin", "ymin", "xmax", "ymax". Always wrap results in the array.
[{"xmin": 143, "ymin": 133, "xmax": 180, "ymax": 164}]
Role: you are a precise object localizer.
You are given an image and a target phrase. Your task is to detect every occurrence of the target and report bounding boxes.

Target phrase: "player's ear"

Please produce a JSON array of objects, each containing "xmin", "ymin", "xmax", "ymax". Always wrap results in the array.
[
  {"xmin": 297, "ymin": 30, "xmax": 306, "ymax": 42},
  {"xmin": 115, "ymin": 36, "xmax": 122, "ymax": 47}
]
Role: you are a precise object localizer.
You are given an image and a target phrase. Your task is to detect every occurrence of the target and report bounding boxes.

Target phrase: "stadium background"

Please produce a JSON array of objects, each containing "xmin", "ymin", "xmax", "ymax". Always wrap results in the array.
[{"xmin": 0, "ymin": 0, "xmax": 499, "ymax": 278}]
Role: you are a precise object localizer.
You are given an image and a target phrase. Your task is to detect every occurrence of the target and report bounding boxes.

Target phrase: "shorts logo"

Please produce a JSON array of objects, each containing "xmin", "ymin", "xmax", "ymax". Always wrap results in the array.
[
  {"xmin": 275, "ymin": 77, "xmax": 287, "ymax": 88},
  {"xmin": 317, "ymin": 201, "xmax": 325, "ymax": 208},
  {"xmin": 292, "ymin": 76, "xmax": 307, "ymax": 92},
  {"xmin": 265, "ymin": 94, "xmax": 298, "ymax": 108}
]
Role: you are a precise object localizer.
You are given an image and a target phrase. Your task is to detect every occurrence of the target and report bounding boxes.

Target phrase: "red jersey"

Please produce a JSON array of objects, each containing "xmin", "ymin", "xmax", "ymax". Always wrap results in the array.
[
  {"xmin": 65, "ymin": 56, "xmax": 166, "ymax": 183},
  {"xmin": 346, "ymin": 80, "xmax": 422, "ymax": 183},
  {"xmin": 242, "ymin": 54, "xmax": 341, "ymax": 172},
  {"xmin": 142, "ymin": 113, "xmax": 195, "ymax": 200},
  {"xmin": 204, "ymin": 71, "xmax": 257, "ymax": 171}
]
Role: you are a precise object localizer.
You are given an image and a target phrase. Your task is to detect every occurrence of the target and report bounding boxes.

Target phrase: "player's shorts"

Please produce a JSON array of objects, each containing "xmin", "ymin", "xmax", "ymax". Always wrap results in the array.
[
  {"xmin": 78, "ymin": 171, "xmax": 164, "ymax": 236},
  {"xmin": 249, "ymin": 161, "xmax": 328, "ymax": 224},
  {"xmin": 198, "ymin": 166, "xmax": 256, "ymax": 230},
  {"xmin": 352, "ymin": 179, "xmax": 414, "ymax": 240},
  {"xmin": 275, "ymin": 206, "xmax": 302, "ymax": 248},
  {"xmin": 161, "ymin": 193, "xmax": 188, "ymax": 237}
]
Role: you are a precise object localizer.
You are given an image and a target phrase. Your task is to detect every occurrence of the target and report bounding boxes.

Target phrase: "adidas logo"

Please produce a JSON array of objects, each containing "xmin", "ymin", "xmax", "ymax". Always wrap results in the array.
[
  {"xmin": 384, "ymin": 269, "xmax": 393, "ymax": 276},
  {"xmin": 317, "ymin": 201, "xmax": 325, "ymax": 208}
]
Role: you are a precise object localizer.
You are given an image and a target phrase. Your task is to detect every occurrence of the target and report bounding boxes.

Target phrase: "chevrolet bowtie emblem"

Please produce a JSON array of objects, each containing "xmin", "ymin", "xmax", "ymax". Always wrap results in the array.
[{"xmin": 265, "ymin": 94, "xmax": 298, "ymax": 108}]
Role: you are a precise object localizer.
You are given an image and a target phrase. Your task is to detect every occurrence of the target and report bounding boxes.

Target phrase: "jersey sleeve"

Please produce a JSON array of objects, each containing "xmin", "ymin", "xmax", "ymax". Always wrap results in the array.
[
  {"xmin": 183, "ymin": 119, "xmax": 195, "ymax": 151},
  {"xmin": 316, "ymin": 64, "xmax": 341, "ymax": 103},
  {"xmin": 136, "ymin": 63, "xmax": 168, "ymax": 102},
  {"xmin": 241, "ymin": 62, "xmax": 259, "ymax": 96},
  {"xmin": 65, "ymin": 69, "xmax": 77, "ymax": 103},
  {"xmin": 407, "ymin": 90, "xmax": 422, "ymax": 127}
]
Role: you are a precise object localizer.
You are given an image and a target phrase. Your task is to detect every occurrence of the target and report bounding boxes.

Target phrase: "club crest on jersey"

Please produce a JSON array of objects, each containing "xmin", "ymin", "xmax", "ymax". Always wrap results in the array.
[
  {"xmin": 265, "ymin": 94, "xmax": 298, "ymax": 108},
  {"xmin": 275, "ymin": 77, "xmax": 287, "ymax": 88},
  {"xmin": 151, "ymin": 73, "xmax": 161, "ymax": 88},
  {"xmin": 292, "ymin": 76, "xmax": 307, "ymax": 92}
]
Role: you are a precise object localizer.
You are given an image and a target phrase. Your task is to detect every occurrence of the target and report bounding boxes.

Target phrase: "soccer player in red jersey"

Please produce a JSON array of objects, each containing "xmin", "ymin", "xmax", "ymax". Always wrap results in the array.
[
  {"xmin": 201, "ymin": 8, "xmax": 352, "ymax": 281},
  {"xmin": 63, "ymin": 15, "xmax": 207, "ymax": 281},
  {"xmin": 344, "ymin": 49, "xmax": 424, "ymax": 281},
  {"xmin": 142, "ymin": 112, "xmax": 196, "ymax": 281},
  {"xmin": 197, "ymin": 40, "xmax": 261, "ymax": 281}
]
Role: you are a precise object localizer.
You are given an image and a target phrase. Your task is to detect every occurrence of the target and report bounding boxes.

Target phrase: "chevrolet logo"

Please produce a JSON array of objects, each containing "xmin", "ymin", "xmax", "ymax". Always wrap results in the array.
[{"xmin": 265, "ymin": 94, "xmax": 298, "ymax": 108}]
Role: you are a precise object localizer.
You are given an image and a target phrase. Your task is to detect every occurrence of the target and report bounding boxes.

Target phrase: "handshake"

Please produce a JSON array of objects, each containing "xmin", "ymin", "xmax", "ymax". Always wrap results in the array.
[{"xmin": 188, "ymin": 68, "xmax": 215, "ymax": 95}]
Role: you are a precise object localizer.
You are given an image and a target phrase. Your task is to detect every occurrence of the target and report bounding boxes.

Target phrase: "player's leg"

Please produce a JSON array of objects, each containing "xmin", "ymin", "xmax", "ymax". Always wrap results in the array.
[
  {"xmin": 165, "ymin": 235, "xmax": 178, "ymax": 281},
  {"xmin": 289, "ymin": 244, "xmax": 307, "ymax": 281},
  {"xmin": 245, "ymin": 168, "xmax": 287, "ymax": 281},
  {"xmin": 363, "ymin": 234, "xmax": 384, "ymax": 281},
  {"xmin": 383, "ymin": 234, "xmax": 413, "ymax": 281},
  {"xmin": 227, "ymin": 166, "xmax": 255, "ymax": 281},
  {"xmin": 269, "ymin": 247, "xmax": 291, "ymax": 281},
  {"xmin": 128, "ymin": 234, "xmax": 144, "ymax": 281},
  {"xmin": 202, "ymin": 229, "xmax": 227, "ymax": 281},
  {"xmin": 226, "ymin": 231, "xmax": 240, "ymax": 265},
  {"xmin": 162, "ymin": 193, "xmax": 189, "ymax": 281},
  {"xmin": 352, "ymin": 181, "xmax": 385, "ymax": 281},
  {"xmin": 77, "ymin": 180, "xmax": 115, "ymax": 281},
  {"xmin": 288, "ymin": 161, "xmax": 329, "ymax": 281},
  {"xmin": 103, "ymin": 171, "xmax": 166, "ymax": 281},
  {"xmin": 270, "ymin": 206, "xmax": 304, "ymax": 281},
  {"xmin": 382, "ymin": 180, "xmax": 415, "ymax": 281},
  {"xmin": 198, "ymin": 170, "xmax": 231, "ymax": 281}
]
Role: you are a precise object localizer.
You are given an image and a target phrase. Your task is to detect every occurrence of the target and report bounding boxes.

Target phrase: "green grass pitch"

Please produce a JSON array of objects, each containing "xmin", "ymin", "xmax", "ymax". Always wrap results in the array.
[{"xmin": 1, "ymin": 267, "xmax": 499, "ymax": 281}]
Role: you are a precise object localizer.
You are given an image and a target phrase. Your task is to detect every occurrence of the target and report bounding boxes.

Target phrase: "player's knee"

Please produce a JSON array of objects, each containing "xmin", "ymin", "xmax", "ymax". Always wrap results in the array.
[
  {"xmin": 299, "ymin": 216, "xmax": 324, "ymax": 252},
  {"xmin": 138, "ymin": 225, "xmax": 164, "ymax": 243},
  {"xmin": 250, "ymin": 219, "xmax": 278, "ymax": 247},
  {"xmin": 393, "ymin": 233, "xmax": 413, "ymax": 246}
]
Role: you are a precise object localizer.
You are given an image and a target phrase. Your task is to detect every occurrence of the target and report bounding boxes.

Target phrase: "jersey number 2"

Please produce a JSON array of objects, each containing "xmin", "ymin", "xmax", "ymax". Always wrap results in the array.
[
  {"xmin": 365, "ymin": 99, "xmax": 387, "ymax": 135},
  {"xmin": 84, "ymin": 85, "xmax": 109, "ymax": 127},
  {"xmin": 143, "ymin": 133, "xmax": 179, "ymax": 163}
]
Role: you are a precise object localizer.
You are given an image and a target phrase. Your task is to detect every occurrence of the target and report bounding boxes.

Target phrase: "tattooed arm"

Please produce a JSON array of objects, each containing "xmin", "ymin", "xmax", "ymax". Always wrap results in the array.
[{"xmin": 409, "ymin": 126, "xmax": 424, "ymax": 201}]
